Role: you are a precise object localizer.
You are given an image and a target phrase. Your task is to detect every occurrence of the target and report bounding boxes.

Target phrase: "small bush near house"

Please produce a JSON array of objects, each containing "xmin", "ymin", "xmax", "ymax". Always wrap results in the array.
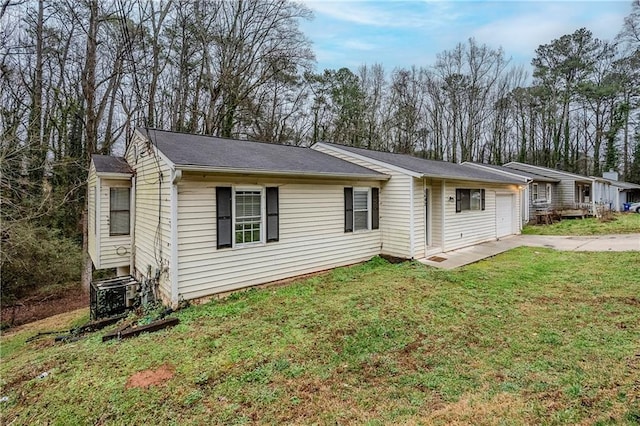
[{"xmin": 1, "ymin": 222, "xmax": 82, "ymax": 303}]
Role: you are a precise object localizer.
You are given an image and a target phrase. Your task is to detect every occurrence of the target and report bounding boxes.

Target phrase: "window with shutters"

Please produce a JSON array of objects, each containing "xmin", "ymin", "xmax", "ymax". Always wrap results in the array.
[
  {"xmin": 235, "ymin": 189, "xmax": 262, "ymax": 244},
  {"xmin": 353, "ymin": 188, "xmax": 370, "ymax": 231},
  {"xmin": 109, "ymin": 187, "xmax": 130, "ymax": 235},
  {"xmin": 216, "ymin": 186, "xmax": 279, "ymax": 249},
  {"xmin": 345, "ymin": 187, "xmax": 378, "ymax": 232},
  {"xmin": 455, "ymin": 188, "xmax": 485, "ymax": 212}
]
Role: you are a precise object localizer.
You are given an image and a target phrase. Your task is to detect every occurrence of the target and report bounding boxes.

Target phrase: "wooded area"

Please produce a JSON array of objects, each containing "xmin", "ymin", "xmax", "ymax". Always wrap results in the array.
[{"xmin": 1, "ymin": 0, "xmax": 639, "ymax": 299}]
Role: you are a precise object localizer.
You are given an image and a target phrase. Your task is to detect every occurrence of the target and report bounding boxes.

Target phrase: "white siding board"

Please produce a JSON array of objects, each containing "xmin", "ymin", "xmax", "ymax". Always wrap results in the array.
[
  {"xmin": 413, "ymin": 178, "xmax": 425, "ymax": 257},
  {"xmin": 98, "ymin": 178, "xmax": 131, "ymax": 269},
  {"xmin": 176, "ymin": 178, "xmax": 381, "ymax": 300},
  {"xmin": 314, "ymin": 145, "xmax": 412, "ymax": 258},
  {"xmin": 443, "ymin": 180, "xmax": 519, "ymax": 252},
  {"xmin": 125, "ymin": 134, "xmax": 173, "ymax": 300},
  {"xmin": 429, "ymin": 180, "xmax": 443, "ymax": 251}
]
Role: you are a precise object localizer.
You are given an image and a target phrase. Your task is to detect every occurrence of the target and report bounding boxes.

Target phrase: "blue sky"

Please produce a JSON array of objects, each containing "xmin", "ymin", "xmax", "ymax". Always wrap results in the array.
[{"xmin": 299, "ymin": 1, "xmax": 632, "ymax": 73}]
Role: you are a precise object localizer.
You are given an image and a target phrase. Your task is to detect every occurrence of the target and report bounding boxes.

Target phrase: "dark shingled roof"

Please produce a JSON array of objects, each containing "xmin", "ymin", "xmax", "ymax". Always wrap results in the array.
[
  {"xmin": 92, "ymin": 155, "xmax": 133, "ymax": 175},
  {"xmin": 140, "ymin": 129, "xmax": 386, "ymax": 179},
  {"xmin": 464, "ymin": 162, "xmax": 559, "ymax": 183},
  {"xmin": 319, "ymin": 143, "xmax": 522, "ymax": 184}
]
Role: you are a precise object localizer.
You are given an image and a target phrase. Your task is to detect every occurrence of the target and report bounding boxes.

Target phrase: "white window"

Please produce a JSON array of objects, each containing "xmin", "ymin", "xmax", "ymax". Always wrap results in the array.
[
  {"xmin": 109, "ymin": 187, "xmax": 130, "ymax": 236},
  {"xmin": 353, "ymin": 188, "xmax": 370, "ymax": 231},
  {"xmin": 546, "ymin": 184, "xmax": 552, "ymax": 203},
  {"xmin": 234, "ymin": 189, "xmax": 263, "ymax": 245},
  {"xmin": 532, "ymin": 183, "xmax": 539, "ymax": 201}
]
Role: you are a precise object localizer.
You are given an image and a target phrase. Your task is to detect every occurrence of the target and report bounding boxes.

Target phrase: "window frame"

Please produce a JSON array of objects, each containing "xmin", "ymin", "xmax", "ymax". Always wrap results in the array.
[
  {"xmin": 545, "ymin": 184, "xmax": 552, "ymax": 203},
  {"xmin": 532, "ymin": 183, "xmax": 539, "ymax": 201},
  {"xmin": 455, "ymin": 188, "xmax": 485, "ymax": 213},
  {"xmin": 109, "ymin": 187, "xmax": 131, "ymax": 236},
  {"xmin": 352, "ymin": 187, "xmax": 371, "ymax": 232},
  {"xmin": 233, "ymin": 186, "xmax": 265, "ymax": 247}
]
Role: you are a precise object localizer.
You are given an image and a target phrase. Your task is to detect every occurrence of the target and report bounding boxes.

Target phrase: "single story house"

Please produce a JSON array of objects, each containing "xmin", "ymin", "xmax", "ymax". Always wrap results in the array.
[
  {"xmin": 601, "ymin": 170, "xmax": 640, "ymax": 211},
  {"xmin": 88, "ymin": 129, "xmax": 523, "ymax": 305},
  {"xmin": 461, "ymin": 162, "xmax": 560, "ymax": 223},
  {"xmin": 312, "ymin": 143, "xmax": 524, "ymax": 259},
  {"xmin": 503, "ymin": 162, "xmax": 614, "ymax": 216}
]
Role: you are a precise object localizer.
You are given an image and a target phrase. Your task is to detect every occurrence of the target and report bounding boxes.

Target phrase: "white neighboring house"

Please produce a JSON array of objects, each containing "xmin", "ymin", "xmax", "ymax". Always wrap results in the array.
[
  {"xmin": 312, "ymin": 143, "xmax": 524, "ymax": 259},
  {"xmin": 601, "ymin": 170, "xmax": 640, "ymax": 211}
]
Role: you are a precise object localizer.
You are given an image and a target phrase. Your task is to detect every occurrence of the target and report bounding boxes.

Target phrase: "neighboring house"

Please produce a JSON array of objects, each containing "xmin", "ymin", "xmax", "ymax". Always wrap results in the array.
[
  {"xmin": 313, "ymin": 142, "xmax": 524, "ymax": 259},
  {"xmin": 461, "ymin": 162, "xmax": 560, "ymax": 223},
  {"xmin": 601, "ymin": 170, "xmax": 640, "ymax": 211},
  {"xmin": 503, "ymin": 162, "xmax": 613, "ymax": 216},
  {"xmin": 88, "ymin": 129, "xmax": 389, "ymax": 305}
]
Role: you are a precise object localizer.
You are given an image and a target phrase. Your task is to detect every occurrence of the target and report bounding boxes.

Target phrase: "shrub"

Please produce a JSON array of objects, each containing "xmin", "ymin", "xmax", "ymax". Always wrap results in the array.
[{"xmin": 1, "ymin": 222, "xmax": 82, "ymax": 302}]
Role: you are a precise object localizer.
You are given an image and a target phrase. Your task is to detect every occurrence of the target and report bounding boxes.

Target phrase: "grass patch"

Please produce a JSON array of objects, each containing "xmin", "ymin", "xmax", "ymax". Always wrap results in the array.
[
  {"xmin": 523, "ymin": 212, "xmax": 640, "ymax": 235},
  {"xmin": 1, "ymin": 250, "xmax": 639, "ymax": 424}
]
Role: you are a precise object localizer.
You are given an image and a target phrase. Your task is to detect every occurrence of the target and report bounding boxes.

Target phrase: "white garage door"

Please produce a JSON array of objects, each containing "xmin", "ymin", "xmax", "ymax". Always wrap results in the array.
[{"xmin": 496, "ymin": 194, "xmax": 514, "ymax": 238}]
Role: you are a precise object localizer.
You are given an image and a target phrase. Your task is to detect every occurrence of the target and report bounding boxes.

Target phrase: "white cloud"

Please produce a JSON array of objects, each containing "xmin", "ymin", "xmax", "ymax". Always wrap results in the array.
[
  {"xmin": 471, "ymin": 3, "xmax": 628, "ymax": 62},
  {"xmin": 342, "ymin": 39, "xmax": 379, "ymax": 50},
  {"xmin": 301, "ymin": 0, "xmax": 458, "ymax": 28}
]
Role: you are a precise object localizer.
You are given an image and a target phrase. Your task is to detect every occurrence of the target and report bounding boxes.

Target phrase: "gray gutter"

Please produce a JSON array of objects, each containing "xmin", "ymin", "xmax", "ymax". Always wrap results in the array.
[{"xmin": 174, "ymin": 164, "xmax": 390, "ymax": 181}]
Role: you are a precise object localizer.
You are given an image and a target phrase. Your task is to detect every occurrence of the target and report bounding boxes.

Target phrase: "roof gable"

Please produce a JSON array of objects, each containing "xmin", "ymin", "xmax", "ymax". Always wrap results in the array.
[
  {"xmin": 317, "ymin": 143, "xmax": 522, "ymax": 184},
  {"xmin": 139, "ymin": 129, "xmax": 386, "ymax": 179}
]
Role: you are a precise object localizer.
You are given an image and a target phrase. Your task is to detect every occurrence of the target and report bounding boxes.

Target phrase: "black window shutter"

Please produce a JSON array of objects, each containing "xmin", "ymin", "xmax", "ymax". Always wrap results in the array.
[
  {"xmin": 216, "ymin": 187, "xmax": 232, "ymax": 249},
  {"xmin": 344, "ymin": 187, "xmax": 353, "ymax": 232},
  {"xmin": 481, "ymin": 189, "xmax": 486, "ymax": 211},
  {"xmin": 455, "ymin": 189, "xmax": 462, "ymax": 213},
  {"xmin": 266, "ymin": 187, "xmax": 279, "ymax": 242},
  {"xmin": 371, "ymin": 187, "xmax": 379, "ymax": 230}
]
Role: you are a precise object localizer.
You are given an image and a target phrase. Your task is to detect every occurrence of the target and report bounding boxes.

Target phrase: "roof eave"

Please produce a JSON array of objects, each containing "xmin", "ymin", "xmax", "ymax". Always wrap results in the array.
[
  {"xmin": 420, "ymin": 173, "xmax": 521, "ymax": 185},
  {"xmin": 95, "ymin": 171, "xmax": 133, "ymax": 179},
  {"xmin": 175, "ymin": 164, "xmax": 390, "ymax": 181}
]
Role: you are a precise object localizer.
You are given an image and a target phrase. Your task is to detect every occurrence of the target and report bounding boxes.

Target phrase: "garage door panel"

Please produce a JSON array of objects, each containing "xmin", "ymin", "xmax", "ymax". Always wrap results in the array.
[{"xmin": 496, "ymin": 195, "xmax": 513, "ymax": 238}]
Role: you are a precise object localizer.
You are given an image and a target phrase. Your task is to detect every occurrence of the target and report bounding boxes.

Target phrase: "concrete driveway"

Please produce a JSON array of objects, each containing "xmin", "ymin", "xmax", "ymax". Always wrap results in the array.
[{"xmin": 420, "ymin": 233, "xmax": 640, "ymax": 270}]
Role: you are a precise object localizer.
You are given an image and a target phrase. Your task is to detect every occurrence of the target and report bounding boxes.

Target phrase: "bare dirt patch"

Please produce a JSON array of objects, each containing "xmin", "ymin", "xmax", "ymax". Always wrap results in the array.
[
  {"xmin": 125, "ymin": 364, "xmax": 175, "ymax": 389},
  {"xmin": 1, "ymin": 287, "xmax": 88, "ymax": 328}
]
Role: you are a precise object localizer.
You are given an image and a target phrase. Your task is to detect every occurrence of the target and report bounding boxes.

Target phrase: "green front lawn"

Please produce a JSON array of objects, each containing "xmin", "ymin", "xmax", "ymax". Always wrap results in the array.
[
  {"xmin": 2, "ymin": 249, "xmax": 639, "ymax": 424},
  {"xmin": 523, "ymin": 212, "xmax": 640, "ymax": 235}
]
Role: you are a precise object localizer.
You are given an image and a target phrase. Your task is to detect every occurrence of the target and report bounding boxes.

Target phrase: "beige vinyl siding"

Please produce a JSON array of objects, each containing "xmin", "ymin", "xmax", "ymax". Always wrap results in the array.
[
  {"xmin": 125, "ymin": 134, "xmax": 172, "ymax": 300},
  {"xmin": 427, "ymin": 179, "xmax": 443, "ymax": 253},
  {"xmin": 176, "ymin": 175, "xmax": 381, "ymax": 300},
  {"xmin": 313, "ymin": 145, "xmax": 412, "ymax": 258},
  {"xmin": 443, "ymin": 181, "xmax": 519, "ymax": 252},
  {"xmin": 87, "ymin": 163, "xmax": 98, "ymax": 266},
  {"xmin": 412, "ymin": 177, "xmax": 424, "ymax": 257},
  {"xmin": 98, "ymin": 178, "xmax": 131, "ymax": 269}
]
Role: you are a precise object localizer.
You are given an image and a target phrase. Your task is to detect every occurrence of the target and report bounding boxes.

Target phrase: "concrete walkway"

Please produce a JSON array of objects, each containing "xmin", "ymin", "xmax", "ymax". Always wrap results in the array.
[{"xmin": 419, "ymin": 233, "xmax": 640, "ymax": 270}]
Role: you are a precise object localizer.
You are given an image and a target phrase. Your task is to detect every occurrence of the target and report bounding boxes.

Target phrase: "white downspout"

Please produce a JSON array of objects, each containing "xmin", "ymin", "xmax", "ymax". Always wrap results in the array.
[{"xmin": 170, "ymin": 169, "xmax": 182, "ymax": 307}]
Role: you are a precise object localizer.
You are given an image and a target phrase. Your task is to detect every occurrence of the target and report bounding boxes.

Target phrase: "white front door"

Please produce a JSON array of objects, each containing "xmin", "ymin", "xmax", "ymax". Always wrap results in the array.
[{"xmin": 496, "ymin": 194, "xmax": 514, "ymax": 238}]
